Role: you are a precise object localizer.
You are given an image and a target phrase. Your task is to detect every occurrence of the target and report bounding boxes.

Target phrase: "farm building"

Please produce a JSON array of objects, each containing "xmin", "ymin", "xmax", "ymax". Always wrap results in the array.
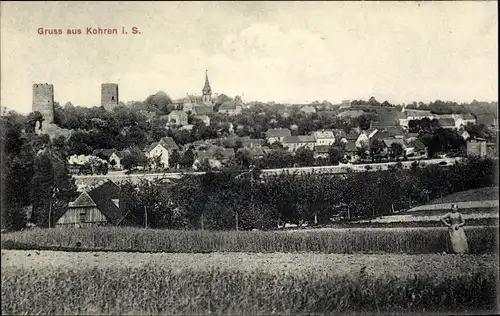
[{"xmin": 55, "ymin": 180, "xmax": 127, "ymax": 228}]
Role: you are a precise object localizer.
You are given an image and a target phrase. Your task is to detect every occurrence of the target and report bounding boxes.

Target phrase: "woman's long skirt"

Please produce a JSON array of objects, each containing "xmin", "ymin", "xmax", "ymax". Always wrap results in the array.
[{"xmin": 449, "ymin": 225, "xmax": 469, "ymax": 253}]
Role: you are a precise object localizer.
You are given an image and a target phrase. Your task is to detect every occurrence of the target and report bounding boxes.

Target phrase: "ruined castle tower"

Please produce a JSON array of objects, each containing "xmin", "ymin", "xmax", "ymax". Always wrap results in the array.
[
  {"xmin": 32, "ymin": 83, "xmax": 55, "ymax": 123},
  {"xmin": 101, "ymin": 83, "xmax": 119, "ymax": 111},
  {"xmin": 202, "ymin": 70, "xmax": 212, "ymax": 105}
]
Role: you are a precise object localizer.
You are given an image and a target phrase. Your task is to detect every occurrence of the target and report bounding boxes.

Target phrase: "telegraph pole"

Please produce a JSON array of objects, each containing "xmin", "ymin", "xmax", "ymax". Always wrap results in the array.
[
  {"xmin": 48, "ymin": 199, "xmax": 52, "ymax": 228},
  {"xmin": 144, "ymin": 205, "xmax": 148, "ymax": 228},
  {"xmin": 235, "ymin": 212, "xmax": 239, "ymax": 231}
]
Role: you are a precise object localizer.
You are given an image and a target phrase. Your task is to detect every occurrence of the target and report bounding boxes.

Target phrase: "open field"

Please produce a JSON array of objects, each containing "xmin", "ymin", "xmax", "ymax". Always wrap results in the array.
[
  {"xmin": 2, "ymin": 226, "xmax": 498, "ymax": 254},
  {"xmin": 2, "ymin": 250, "xmax": 498, "ymax": 315}
]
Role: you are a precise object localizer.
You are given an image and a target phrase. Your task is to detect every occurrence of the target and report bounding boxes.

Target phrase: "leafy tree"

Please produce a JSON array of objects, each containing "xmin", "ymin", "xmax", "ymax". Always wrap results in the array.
[
  {"xmin": 122, "ymin": 147, "xmax": 147, "ymax": 170},
  {"xmin": 235, "ymin": 149, "xmax": 252, "ymax": 168},
  {"xmin": 1, "ymin": 115, "xmax": 34, "ymax": 229},
  {"xmin": 370, "ymin": 139, "xmax": 385, "ymax": 159},
  {"xmin": 31, "ymin": 149, "xmax": 77, "ymax": 227},
  {"xmin": 145, "ymin": 91, "xmax": 173, "ymax": 114},
  {"xmin": 181, "ymin": 148, "xmax": 195, "ymax": 169},
  {"xmin": 356, "ymin": 114, "xmax": 374, "ymax": 130},
  {"xmin": 262, "ymin": 151, "xmax": 294, "ymax": 169},
  {"xmin": 26, "ymin": 111, "xmax": 45, "ymax": 133},
  {"xmin": 368, "ymin": 96, "xmax": 380, "ymax": 107},
  {"xmin": 390, "ymin": 143, "xmax": 404, "ymax": 159},
  {"xmin": 294, "ymin": 147, "xmax": 314, "ymax": 167},
  {"xmin": 328, "ymin": 146, "xmax": 344, "ymax": 165},
  {"xmin": 169, "ymin": 149, "xmax": 181, "ymax": 168}
]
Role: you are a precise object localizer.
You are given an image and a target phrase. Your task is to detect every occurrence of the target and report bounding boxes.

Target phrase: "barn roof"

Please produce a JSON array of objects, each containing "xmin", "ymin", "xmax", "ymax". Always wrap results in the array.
[
  {"xmin": 69, "ymin": 191, "xmax": 96, "ymax": 208},
  {"xmin": 87, "ymin": 180, "xmax": 124, "ymax": 225}
]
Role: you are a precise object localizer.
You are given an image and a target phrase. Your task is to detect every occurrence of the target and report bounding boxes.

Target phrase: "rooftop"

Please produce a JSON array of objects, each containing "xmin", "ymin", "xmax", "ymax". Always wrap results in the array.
[
  {"xmin": 265, "ymin": 128, "xmax": 292, "ymax": 138},
  {"xmin": 283, "ymin": 135, "xmax": 316, "ymax": 143}
]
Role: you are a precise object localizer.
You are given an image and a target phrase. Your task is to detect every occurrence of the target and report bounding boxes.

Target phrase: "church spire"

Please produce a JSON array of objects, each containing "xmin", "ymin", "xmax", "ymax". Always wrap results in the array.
[
  {"xmin": 202, "ymin": 70, "xmax": 212, "ymax": 105},
  {"xmin": 203, "ymin": 69, "xmax": 212, "ymax": 95}
]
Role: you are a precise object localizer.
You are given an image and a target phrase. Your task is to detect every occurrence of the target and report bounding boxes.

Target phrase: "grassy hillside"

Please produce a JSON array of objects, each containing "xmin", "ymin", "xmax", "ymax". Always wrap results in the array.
[{"xmin": 428, "ymin": 186, "xmax": 498, "ymax": 205}]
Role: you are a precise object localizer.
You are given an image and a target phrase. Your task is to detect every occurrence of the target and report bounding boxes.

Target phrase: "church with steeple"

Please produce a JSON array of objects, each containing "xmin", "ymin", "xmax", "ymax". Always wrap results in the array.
[
  {"xmin": 202, "ymin": 70, "xmax": 212, "ymax": 105},
  {"xmin": 176, "ymin": 70, "xmax": 216, "ymax": 116}
]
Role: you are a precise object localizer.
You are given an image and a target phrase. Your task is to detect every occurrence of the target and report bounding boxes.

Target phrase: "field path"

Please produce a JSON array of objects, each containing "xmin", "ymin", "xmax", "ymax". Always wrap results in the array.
[{"xmin": 2, "ymin": 250, "xmax": 497, "ymax": 278}]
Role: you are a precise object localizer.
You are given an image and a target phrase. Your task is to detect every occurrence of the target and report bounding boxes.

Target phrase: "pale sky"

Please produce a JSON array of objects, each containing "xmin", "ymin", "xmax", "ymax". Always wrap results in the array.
[{"xmin": 1, "ymin": 1, "xmax": 498, "ymax": 114}]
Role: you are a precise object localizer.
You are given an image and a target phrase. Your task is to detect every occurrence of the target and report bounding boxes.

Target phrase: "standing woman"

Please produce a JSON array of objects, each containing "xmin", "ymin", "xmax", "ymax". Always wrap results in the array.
[{"xmin": 441, "ymin": 204, "xmax": 469, "ymax": 254}]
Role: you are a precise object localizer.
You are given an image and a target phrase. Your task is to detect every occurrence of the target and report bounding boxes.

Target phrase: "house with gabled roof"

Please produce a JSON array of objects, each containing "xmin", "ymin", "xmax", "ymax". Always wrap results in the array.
[
  {"xmin": 109, "ymin": 150, "xmax": 128, "ymax": 170},
  {"xmin": 344, "ymin": 141, "xmax": 360, "ymax": 163},
  {"xmin": 399, "ymin": 108, "xmax": 435, "ymax": 128},
  {"xmin": 282, "ymin": 135, "xmax": 315, "ymax": 152},
  {"xmin": 381, "ymin": 138, "xmax": 406, "ymax": 158},
  {"xmin": 56, "ymin": 180, "xmax": 127, "ymax": 228},
  {"xmin": 218, "ymin": 101, "xmax": 242, "ymax": 116},
  {"xmin": 312, "ymin": 129, "xmax": 335, "ymax": 146},
  {"xmin": 381, "ymin": 126, "xmax": 406, "ymax": 138},
  {"xmin": 404, "ymin": 139, "xmax": 428, "ymax": 159},
  {"xmin": 92, "ymin": 148, "xmax": 115, "ymax": 160},
  {"xmin": 192, "ymin": 150, "xmax": 223, "ymax": 170},
  {"xmin": 314, "ymin": 145, "xmax": 330, "ymax": 159},
  {"xmin": 467, "ymin": 138, "xmax": 487, "ymax": 157},
  {"xmin": 240, "ymin": 138, "xmax": 265, "ymax": 148},
  {"xmin": 144, "ymin": 137, "xmax": 179, "ymax": 169},
  {"xmin": 265, "ymin": 128, "xmax": 292, "ymax": 144},
  {"xmin": 437, "ymin": 118, "xmax": 456, "ymax": 130},
  {"xmin": 167, "ymin": 110, "xmax": 189, "ymax": 126},
  {"xmin": 453, "ymin": 113, "xmax": 476, "ymax": 129},
  {"xmin": 237, "ymin": 147, "xmax": 265, "ymax": 159}
]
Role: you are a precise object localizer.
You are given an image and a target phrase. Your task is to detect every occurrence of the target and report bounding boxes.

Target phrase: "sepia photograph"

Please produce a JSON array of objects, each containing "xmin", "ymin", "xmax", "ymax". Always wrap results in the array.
[{"xmin": 1, "ymin": 1, "xmax": 499, "ymax": 315}]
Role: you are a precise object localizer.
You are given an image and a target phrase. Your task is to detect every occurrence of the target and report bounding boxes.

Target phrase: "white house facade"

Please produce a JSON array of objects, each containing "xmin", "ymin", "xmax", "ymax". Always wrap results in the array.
[{"xmin": 146, "ymin": 144, "xmax": 169, "ymax": 168}]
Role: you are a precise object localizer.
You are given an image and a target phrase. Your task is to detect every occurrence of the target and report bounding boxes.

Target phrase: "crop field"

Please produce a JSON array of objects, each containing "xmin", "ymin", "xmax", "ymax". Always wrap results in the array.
[
  {"xmin": 1, "ymin": 226, "xmax": 498, "ymax": 254},
  {"xmin": 2, "ymin": 250, "xmax": 499, "ymax": 315},
  {"xmin": 2, "ymin": 226, "xmax": 499, "ymax": 315}
]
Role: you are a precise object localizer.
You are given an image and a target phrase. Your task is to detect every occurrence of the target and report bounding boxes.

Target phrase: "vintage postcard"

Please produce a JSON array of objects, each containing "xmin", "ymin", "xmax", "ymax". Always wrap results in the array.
[{"xmin": 1, "ymin": 1, "xmax": 498, "ymax": 315}]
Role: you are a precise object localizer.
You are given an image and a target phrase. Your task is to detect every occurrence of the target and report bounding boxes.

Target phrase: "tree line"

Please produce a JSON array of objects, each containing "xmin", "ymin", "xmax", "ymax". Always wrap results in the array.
[{"xmin": 119, "ymin": 157, "xmax": 496, "ymax": 230}]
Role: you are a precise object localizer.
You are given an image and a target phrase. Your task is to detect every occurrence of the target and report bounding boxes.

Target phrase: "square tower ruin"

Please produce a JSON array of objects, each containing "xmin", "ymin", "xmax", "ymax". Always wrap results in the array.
[
  {"xmin": 101, "ymin": 83, "xmax": 119, "ymax": 111},
  {"xmin": 32, "ymin": 83, "xmax": 55, "ymax": 123}
]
